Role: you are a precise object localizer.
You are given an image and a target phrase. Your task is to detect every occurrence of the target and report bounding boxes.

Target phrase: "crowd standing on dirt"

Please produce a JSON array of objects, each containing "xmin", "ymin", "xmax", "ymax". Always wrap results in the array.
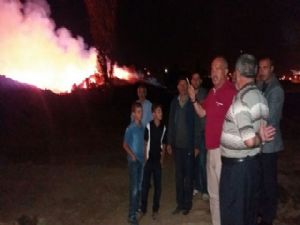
[{"xmin": 123, "ymin": 54, "xmax": 284, "ymax": 225}]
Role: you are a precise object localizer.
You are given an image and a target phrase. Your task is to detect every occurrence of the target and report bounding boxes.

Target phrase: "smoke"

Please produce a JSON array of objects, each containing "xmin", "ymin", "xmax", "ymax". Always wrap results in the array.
[{"xmin": 0, "ymin": 0, "xmax": 97, "ymax": 93}]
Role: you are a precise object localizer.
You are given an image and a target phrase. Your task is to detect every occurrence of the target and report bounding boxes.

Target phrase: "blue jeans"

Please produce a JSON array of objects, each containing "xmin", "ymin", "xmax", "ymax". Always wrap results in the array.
[
  {"xmin": 194, "ymin": 134, "xmax": 208, "ymax": 193},
  {"xmin": 128, "ymin": 159, "xmax": 143, "ymax": 220}
]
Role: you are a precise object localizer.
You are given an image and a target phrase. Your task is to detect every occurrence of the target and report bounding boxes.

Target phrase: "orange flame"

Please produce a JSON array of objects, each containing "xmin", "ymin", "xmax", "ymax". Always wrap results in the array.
[
  {"xmin": 0, "ymin": 0, "xmax": 138, "ymax": 93},
  {"xmin": 113, "ymin": 65, "xmax": 139, "ymax": 81}
]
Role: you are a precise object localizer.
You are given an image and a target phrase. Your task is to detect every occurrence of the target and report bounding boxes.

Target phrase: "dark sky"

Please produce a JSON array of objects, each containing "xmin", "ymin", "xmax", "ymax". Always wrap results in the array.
[{"xmin": 49, "ymin": 0, "xmax": 300, "ymax": 73}]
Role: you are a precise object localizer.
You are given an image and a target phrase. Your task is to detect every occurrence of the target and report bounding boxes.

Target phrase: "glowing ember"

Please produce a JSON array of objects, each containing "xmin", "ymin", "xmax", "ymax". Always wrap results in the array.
[{"xmin": 0, "ymin": 0, "xmax": 138, "ymax": 93}]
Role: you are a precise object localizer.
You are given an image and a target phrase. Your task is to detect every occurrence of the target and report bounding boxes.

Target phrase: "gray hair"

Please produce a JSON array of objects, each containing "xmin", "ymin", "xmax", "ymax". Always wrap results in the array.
[
  {"xmin": 213, "ymin": 56, "xmax": 229, "ymax": 69},
  {"xmin": 235, "ymin": 54, "xmax": 257, "ymax": 78}
]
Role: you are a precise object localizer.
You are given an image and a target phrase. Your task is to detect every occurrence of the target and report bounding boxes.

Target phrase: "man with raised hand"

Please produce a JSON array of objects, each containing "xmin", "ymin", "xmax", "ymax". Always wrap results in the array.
[{"xmin": 188, "ymin": 57, "xmax": 236, "ymax": 225}]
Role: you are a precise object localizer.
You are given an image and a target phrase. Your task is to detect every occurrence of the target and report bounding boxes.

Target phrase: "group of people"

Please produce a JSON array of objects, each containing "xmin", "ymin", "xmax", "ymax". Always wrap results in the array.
[{"xmin": 123, "ymin": 54, "xmax": 284, "ymax": 225}]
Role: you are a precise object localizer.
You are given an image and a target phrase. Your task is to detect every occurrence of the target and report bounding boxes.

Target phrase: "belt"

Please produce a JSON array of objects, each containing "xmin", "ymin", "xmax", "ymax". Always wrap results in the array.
[{"xmin": 221, "ymin": 154, "xmax": 261, "ymax": 164}]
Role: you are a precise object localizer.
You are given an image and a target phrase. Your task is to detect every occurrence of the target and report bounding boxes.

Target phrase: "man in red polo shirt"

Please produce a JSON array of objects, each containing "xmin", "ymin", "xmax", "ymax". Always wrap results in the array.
[{"xmin": 188, "ymin": 57, "xmax": 236, "ymax": 225}]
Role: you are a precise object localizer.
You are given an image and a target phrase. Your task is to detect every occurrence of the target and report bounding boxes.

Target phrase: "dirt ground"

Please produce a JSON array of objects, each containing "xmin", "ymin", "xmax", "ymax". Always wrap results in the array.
[
  {"xmin": 0, "ymin": 140, "xmax": 299, "ymax": 225},
  {"xmin": 0, "ymin": 144, "xmax": 299, "ymax": 225},
  {"xmin": 0, "ymin": 155, "xmax": 213, "ymax": 225},
  {"xmin": 0, "ymin": 84, "xmax": 299, "ymax": 225}
]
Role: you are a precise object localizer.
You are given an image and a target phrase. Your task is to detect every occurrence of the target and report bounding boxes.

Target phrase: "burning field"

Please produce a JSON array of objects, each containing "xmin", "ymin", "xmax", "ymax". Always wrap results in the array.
[{"xmin": 0, "ymin": 0, "xmax": 139, "ymax": 93}]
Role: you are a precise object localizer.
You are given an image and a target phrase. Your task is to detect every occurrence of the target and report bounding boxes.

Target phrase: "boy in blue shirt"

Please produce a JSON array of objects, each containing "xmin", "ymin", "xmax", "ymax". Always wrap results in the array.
[
  {"xmin": 141, "ymin": 104, "xmax": 167, "ymax": 220},
  {"xmin": 123, "ymin": 102, "xmax": 145, "ymax": 225}
]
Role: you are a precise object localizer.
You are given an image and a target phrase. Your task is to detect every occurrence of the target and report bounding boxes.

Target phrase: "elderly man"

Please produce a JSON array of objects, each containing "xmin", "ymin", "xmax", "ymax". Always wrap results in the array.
[
  {"xmin": 188, "ymin": 57, "xmax": 236, "ymax": 225},
  {"xmin": 219, "ymin": 54, "xmax": 275, "ymax": 225},
  {"xmin": 257, "ymin": 57, "xmax": 284, "ymax": 225}
]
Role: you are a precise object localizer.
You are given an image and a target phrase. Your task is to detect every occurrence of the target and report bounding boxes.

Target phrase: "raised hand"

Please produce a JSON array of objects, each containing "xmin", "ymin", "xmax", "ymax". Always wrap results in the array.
[{"xmin": 187, "ymin": 83, "xmax": 196, "ymax": 101}]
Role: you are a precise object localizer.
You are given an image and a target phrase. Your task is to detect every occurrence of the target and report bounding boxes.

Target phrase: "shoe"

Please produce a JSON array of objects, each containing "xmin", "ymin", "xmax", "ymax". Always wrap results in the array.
[
  {"xmin": 152, "ymin": 211, "xmax": 158, "ymax": 220},
  {"xmin": 136, "ymin": 210, "xmax": 145, "ymax": 221},
  {"xmin": 201, "ymin": 193, "xmax": 209, "ymax": 201},
  {"xmin": 172, "ymin": 207, "xmax": 182, "ymax": 215},
  {"xmin": 182, "ymin": 209, "xmax": 190, "ymax": 215},
  {"xmin": 128, "ymin": 217, "xmax": 138, "ymax": 225},
  {"xmin": 193, "ymin": 189, "xmax": 199, "ymax": 196}
]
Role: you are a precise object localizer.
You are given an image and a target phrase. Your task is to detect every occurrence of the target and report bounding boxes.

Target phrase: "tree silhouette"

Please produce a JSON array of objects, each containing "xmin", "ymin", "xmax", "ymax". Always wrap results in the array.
[{"xmin": 84, "ymin": 0, "xmax": 117, "ymax": 85}]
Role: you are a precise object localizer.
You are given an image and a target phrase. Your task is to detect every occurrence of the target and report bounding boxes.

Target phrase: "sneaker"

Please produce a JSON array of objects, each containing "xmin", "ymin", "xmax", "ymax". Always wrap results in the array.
[
  {"xmin": 202, "ymin": 193, "xmax": 209, "ymax": 201},
  {"xmin": 193, "ymin": 189, "xmax": 199, "ymax": 196},
  {"xmin": 172, "ymin": 207, "xmax": 183, "ymax": 215}
]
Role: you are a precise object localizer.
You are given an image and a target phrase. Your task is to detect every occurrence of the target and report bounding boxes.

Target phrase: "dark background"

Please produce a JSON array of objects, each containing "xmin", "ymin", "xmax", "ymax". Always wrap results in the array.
[{"xmin": 49, "ymin": 0, "xmax": 300, "ymax": 73}]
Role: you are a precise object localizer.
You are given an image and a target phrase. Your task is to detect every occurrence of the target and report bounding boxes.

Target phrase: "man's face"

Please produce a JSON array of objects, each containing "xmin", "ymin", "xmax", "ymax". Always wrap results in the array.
[
  {"xmin": 177, "ymin": 80, "xmax": 188, "ymax": 95},
  {"xmin": 191, "ymin": 73, "xmax": 202, "ymax": 90},
  {"xmin": 234, "ymin": 70, "xmax": 242, "ymax": 90},
  {"xmin": 133, "ymin": 107, "xmax": 143, "ymax": 121},
  {"xmin": 153, "ymin": 107, "xmax": 163, "ymax": 121},
  {"xmin": 211, "ymin": 58, "xmax": 228, "ymax": 88},
  {"xmin": 258, "ymin": 59, "xmax": 274, "ymax": 81},
  {"xmin": 137, "ymin": 87, "xmax": 146, "ymax": 100}
]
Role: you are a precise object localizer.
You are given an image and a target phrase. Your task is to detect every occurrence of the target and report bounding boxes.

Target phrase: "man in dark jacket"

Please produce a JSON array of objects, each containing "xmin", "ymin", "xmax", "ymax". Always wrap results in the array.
[
  {"xmin": 167, "ymin": 77, "xmax": 197, "ymax": 215},
  {"xmin": 190, "ymin": 72, "xmax": 209, "ymax": 200},
  {"xmin": 257, "ymin": 57, "xmax": 284, "ymax": 225}
]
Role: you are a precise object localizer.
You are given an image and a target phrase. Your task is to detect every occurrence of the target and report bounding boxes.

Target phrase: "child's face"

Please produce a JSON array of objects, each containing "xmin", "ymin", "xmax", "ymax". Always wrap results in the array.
[
  {"xmin": 153, "ymin": 107, "xmax": 163, "ymax": 121},
  {"xmin": 133, "ymin": 107, "xmax": 143, "ymax": 122}
]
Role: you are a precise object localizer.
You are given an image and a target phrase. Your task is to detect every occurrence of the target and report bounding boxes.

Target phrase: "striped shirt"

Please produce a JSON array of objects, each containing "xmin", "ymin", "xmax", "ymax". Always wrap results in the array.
[{"xmin": 220, "ymin": 83, "xmax": 269, "ymax": 158}]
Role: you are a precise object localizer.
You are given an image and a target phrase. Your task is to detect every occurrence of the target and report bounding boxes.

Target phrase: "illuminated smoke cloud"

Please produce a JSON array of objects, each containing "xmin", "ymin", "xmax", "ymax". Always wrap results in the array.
[{"xmin": 0, "ymin": 0, "xmax": 97, "ymax": 93}]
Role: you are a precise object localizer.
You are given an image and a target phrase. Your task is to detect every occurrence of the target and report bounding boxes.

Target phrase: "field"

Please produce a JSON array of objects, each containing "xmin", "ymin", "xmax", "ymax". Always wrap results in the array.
[{"xmin": 0, "ymin": 79, "xmax": 299, "ymax": 225}]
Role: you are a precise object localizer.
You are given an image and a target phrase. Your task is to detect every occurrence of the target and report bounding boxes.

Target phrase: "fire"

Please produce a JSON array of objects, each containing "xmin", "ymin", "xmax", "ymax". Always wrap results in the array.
[
  {"xmin": 0, "ymin": 0, "xmax": 137, "ymax": 93},
  {"xmin": 113, "ymin": 65, "xmax": 138, "ymax": 81}
]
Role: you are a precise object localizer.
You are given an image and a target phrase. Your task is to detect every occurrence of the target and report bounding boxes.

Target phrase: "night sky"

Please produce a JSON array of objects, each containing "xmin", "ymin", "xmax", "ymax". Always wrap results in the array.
[{"xmin": 49, "ymin": 0, "xmax": 300, "ymax": 73}]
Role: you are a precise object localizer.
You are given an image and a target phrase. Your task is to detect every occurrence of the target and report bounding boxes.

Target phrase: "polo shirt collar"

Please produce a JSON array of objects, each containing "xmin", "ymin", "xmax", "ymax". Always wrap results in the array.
[{"xmin": 213, "ymin": 80, "xmax": 231, "ymax": 94}]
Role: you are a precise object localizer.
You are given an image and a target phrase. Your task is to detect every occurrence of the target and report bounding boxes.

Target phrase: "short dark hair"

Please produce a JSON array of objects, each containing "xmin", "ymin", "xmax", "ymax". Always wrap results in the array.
[
  {"xmin": 151, "ymin": 103, "xmax": 163, "ymax": 113},
  {"xmin": 131, "ymin": 102, "xmax": 142, "ymax": 112},
  {"xmin": 259, "ymin": 57, "xmax": 274, "ymax": 66},
  {"xmin": 137, "ymin": 84, "xmax": 147, "ymax": 90},
  {"xmin": 190, "ymin": 72, "xmax": 202, "ymax": 80},
  {"xmin": 177, "ymin": 76, "xmax": 188, "ymax": 84}
]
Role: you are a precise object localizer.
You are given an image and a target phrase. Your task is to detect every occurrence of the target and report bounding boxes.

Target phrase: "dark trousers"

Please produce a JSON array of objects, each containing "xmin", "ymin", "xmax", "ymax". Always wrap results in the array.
[
  {"xmin": 174, "ymin": 148, "xmax": 194, "ymax": 210},
  {"xmin": 128, "ymin": 160, "xmax": 143, "ymax": 220},
  {"xmin": 141, "ymin": 160, "xmax": 162, "ymax": 213},
  {"xmin": 259, "ymin": 152, "xmax": 278, "ymax": 223},
  {"xmin": 220, "ymin": 156, "xmax": 261, "ymax": 225},
  {"xmin": 194, "ymin": 134, "xmax": 208, "ymax": 193}
]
